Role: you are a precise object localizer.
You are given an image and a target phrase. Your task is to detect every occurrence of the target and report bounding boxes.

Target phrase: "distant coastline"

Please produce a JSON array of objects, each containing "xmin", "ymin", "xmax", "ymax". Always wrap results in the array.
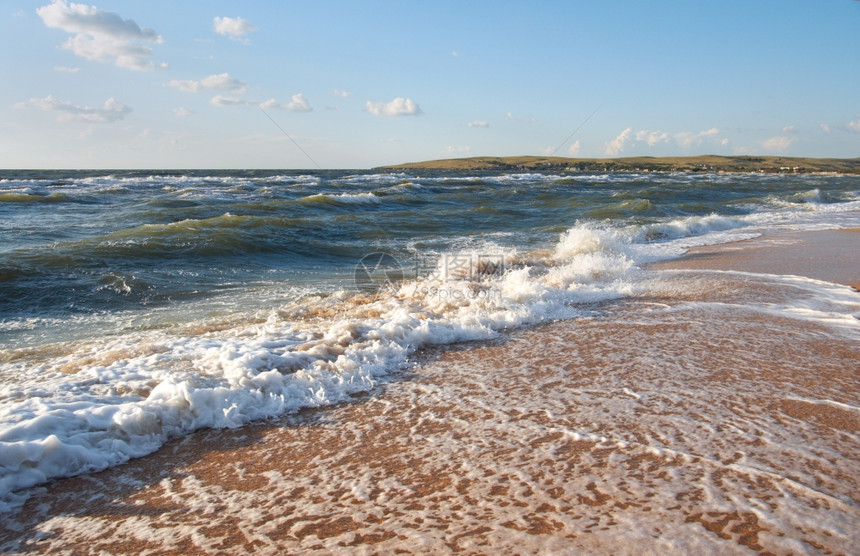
[{"xmin": 378, "ymin": 155, "xmax": 860, "ymax": 174}]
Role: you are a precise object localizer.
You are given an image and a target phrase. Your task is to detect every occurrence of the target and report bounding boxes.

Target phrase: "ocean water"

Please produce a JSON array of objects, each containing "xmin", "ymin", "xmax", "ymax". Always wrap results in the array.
[{"xmin": 1, "ymin": 169, "xmax": 859, "ymax": 512}]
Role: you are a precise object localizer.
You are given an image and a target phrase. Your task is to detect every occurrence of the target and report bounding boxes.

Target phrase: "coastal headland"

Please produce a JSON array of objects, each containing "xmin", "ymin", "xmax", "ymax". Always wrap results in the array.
[{"xmin": 379, "ymin": 154, "xmax": 860, "ymax": 174}]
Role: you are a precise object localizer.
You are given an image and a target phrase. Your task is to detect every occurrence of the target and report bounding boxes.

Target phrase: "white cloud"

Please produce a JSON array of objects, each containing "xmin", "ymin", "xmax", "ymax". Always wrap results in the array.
[
  {"xmin": 568, "ymin": 140, "xmax": 581, "ymax": 156},
  {"xmin": 782, "ymin": 125, "xmax": 796, "ymax": 134},
  {"xmin": 760, "ymin": 135, "xmax": 794, "ymax": 152},
  {"xmin": 607, "ymin": 126, "xmax": 725, "ymax": 155},
  {"xmin": 287, "ymin": 93, "xmax": 312, "ymax": 112},
  {"xmin": 173, "ymin": 107, "xmax": 194, "ymax": 117},
  {"xmin": 505, "ymin": 112, "xmax": 536, "ymax": 123},
  {"xmin": 210, "ymin": 94, "xmax": 244, "ymax": 107},
  {"xmin": 451, "ymin": 51, "xmax": 460, "ymax": 57},
  {"xmin": 17, "ymin": 94, "xmax": 131, "ymax": 122},
  {"xmin": 635, "ymin": 129, "xmax": 670, "ymax": 147},
  {"xmin": 820, "ymin": 123, "xmax": 831, "ymax": 133},
  {"xmin": 257, "ymin": 94, "xmax": 312, "ymax": 112},
  {"xmin": 674, "ymin": 127, "xmax": 719, "ymax": 148},
  {"xmin": 467, "ymin": 120, "xmax": 489, "ymax": 128},
  {"xmin": 54, "ymin": 65, "xmax": 80, "ymax": 73},
  {"xmin": 333, "ymin": 90, "xmax": 353, "ymax": 98},
  {"xmin": 213, "ymin": 16, "xmax": 255, "ymax": 41},
  {"xmin": 36, "ymin": 0, "xmax": 163, "ymax": 71},
  {"xmin": 605, "ymin": 127, "xmax": 633, "ymax": 156},
  {"xmin": 445, "ymin": 145, "xmax": 471, "ymax": 154},
  {"xmin": 366, "ymin": 97, "xmax": 420, "ymax": 116},
  {"xmin": 258, "ymin": 98, "xmax": 282, "ymax": 110},
  {"xmin": 847, "ymin": 118, "xmax": 860, "ymax": 133},
  {"xmin": 167, "ymin": 73, "xmax": 247, "ymax": 93}
]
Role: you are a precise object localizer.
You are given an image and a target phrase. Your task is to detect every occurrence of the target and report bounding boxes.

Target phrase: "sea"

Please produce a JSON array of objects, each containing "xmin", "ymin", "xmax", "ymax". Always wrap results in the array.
[{"xmin": 1, "ymin": 168, "xmax": 859, "ymax": 529}]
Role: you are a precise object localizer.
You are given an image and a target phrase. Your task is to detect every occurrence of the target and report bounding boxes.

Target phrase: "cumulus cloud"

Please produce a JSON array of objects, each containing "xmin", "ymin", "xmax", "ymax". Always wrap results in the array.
[
  {"xmin": 256, "ymin": 94, "xmax": 312, "ymax": 112},
  {"xmin": 674, "ymin": 127, "xmax": 719, "ymax": 148},
  {"xmin": 213, "ymin": 16, "xmax": 255, "ymax": 41},
  {"xmin": 760, "ymin": 135, "xmax": 794, "ymax": 152},
  {"xmin": 167, "ymin": 73, "xmax": 247, "ymax": 93},
  {"xmin": 287, "ymin": 93, "xmax": 312, "ymax": 112},
  {"xmin": 210, "ymin": 94, "xmax": 244, "ymax": 107},
  {"xmin": 17, "ymin": 94, "xmax": 131, "ymax": 122},
  {"xmin": 333, "ymin": 90, "xmax": 353, "ymax": 98},
  {"xmin": 257, "ymin": 98, "xmax": 282, "ymax": 110},
  {"xmin": 366, "ymin": 97, "xmax": 421, "ymax": 116},
  {"xmin": 467, "ymin": 120, "xmax": 489, "ymax": 128},
  {"xmin": 607, "ymin": 126, "xmax": 725, "ymax": 155},
  {"xmin": 820, "ymin": 123, "xmax": 831, "ymax": 133},
  {"xmin": 506, "ymin": 112, "xmax": 536, "ymax": 123},
  {"xmin": 173, "ymin": 107, "xmax": 194, "ymax": 117},
  {"xmin": 635, "ymin": 129, "xmax": 670, "ymax": 146},
  {"xmin": 568, "ymin": 140, "xmax": 581, "ymax": 156},
  {"xmin": 605, "ymin": 127, "xmax": 633, "ymax": 156},
  {"xmin": 445, "ymin": 145, "xmax": 471, "ymax": 154},
  {"xmin": 54, "ymin": 65, "xmax": 80, "ymax": 73},
  {"xmin": 36, "ymin": 0, "xmax": 163, "ymax": 71},
  {"xmin": 847, "ymin": 118, "xmax": 860, "ymax": 133}
]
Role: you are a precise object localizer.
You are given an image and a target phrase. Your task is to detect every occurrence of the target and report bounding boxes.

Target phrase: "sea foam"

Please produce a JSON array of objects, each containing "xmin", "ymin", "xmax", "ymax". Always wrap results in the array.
[{"xmin": 0, "ymin": 223, "xmax": 635, "ymax": 510}]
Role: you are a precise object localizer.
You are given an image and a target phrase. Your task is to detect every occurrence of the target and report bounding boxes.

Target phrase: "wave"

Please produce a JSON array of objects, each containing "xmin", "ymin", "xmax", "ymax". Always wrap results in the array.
[
  {"xmin": 632, "ymin": 213, "xmax": 742, "ymax": 242},
  {"xmin": 297, "ymin": 192, "xmax": 381, "ymax": 206},
  {"xmin": 0, "ymin": 192, "xmax": 70, "ymax": 204},
  {"xmin": 3, "ymin": 170, "xmax": 860, "ymax": 510},
  {"xmin": 0, "ymin": 214, "xmax": 315, "ymax": 285},
  {"xmin": 338, "ymin": 173, "xmax": 410, "ymax": 186},
  {"xmin": 0, "ymin": 223, "xmax": 636, "ymax": 508},
  {"xmin": 584, "ymin": 198, "xmax": 656, "ymax": 219},
  {"xmin": 71, "ymin": 213, "xmax": 305, "ymax": 255}
]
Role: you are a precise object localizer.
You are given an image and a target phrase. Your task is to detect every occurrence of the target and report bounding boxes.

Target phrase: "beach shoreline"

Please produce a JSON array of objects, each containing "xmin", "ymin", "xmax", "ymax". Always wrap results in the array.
[
  {"xmin": 2, "ymin": 228, "xmax": 859, "ymax": 554},
  {"xmin": 646, "ymin": 228, "xmax": 860, "ymax": 290}
]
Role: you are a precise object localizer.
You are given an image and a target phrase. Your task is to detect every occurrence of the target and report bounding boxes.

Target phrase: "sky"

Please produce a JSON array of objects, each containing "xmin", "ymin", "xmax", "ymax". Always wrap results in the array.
[{"xmin": 1, "ymin": 0, "xmax": 859, "ymax": 169}]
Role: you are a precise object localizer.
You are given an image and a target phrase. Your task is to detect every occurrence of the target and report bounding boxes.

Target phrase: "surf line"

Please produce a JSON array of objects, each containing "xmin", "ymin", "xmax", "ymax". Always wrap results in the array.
[
  {"xmin": 259, "ymin": 106, "xmax": 323, "ymax": 170},
  {"xmin": 549, "ymin": 105, "xmax": 601, "ymax": 157}
]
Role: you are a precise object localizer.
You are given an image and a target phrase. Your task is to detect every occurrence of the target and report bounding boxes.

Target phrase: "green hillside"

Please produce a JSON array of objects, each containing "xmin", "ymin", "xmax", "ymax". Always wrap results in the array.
[{"xmin": 378, "ymin": 155, "xmax": 860, "ymax": 174}]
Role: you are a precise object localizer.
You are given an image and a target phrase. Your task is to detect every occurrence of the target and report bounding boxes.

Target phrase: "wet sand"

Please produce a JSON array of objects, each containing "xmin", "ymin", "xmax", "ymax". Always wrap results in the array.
[
  {"xmin": 2, "ymin": 230, "xmax": 859, "ymax": 554},
  {"xmin": 647, "ymin": 228, "xmax": 860, "ymax": 290}
]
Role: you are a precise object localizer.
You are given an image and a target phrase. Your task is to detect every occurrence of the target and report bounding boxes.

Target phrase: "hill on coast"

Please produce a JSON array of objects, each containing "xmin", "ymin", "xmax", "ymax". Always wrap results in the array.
[{"xmin": 378, "ymin": 155, "xmax": 860, "ymax": 174}]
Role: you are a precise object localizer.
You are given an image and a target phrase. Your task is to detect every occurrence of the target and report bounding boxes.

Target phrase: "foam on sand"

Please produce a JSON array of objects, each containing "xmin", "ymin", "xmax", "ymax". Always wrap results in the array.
[
  {"xmin": 1, "ymin": 229, "xmax": 858, "ymax": 554},
  {"xmin": 0, "ymin": 224, "xmax": 635, "ymax": 509}
]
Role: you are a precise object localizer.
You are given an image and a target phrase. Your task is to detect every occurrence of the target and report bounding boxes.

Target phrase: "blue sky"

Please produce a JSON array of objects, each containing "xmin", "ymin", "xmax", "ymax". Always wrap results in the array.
[{"xmin": 2, "ymin": 0, "xmax": 859, "ymax": 168}]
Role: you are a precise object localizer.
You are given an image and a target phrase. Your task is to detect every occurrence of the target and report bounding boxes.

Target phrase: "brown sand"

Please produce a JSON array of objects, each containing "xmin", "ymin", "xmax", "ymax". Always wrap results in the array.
[
  {"xmin": 647, "ymin": 228, "xmax": 860, "ymax": 290},
  {"xmin": 1, "ymin": 230, "xmax": 859, "ymax": 554}
]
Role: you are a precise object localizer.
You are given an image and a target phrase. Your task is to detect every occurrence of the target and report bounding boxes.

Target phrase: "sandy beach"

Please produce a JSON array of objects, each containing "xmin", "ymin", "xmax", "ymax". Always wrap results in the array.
[
  {"xmin": 647, "ymin": 228, "xmax": 860, "ymax": 291},
  {"xmin": 2, "ymin": 229, "xmax": 858, "ymax": 554}
]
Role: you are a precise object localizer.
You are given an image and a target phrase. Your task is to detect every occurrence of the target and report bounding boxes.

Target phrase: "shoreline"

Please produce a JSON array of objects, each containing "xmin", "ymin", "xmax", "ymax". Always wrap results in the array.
[
  {"xmin": 647, "ymin": 228, "xmax": 860, "ymax": 290},
  {"xmin": 2, "ymin": 229, "xmax": 859, "ymax": 554}
]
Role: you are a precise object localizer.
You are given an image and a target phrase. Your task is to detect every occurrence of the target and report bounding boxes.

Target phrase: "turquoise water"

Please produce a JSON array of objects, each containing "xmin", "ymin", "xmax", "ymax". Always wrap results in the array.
[{"xmin": 1, "ymin": 168, "xmax": 859, "ymax": 508}]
